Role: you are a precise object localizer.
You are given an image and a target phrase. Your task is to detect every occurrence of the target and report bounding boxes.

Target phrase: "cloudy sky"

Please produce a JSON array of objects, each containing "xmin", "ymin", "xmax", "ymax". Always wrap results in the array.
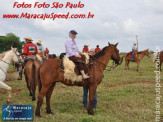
[{"xmin": 1, "ymin": 0, "xmax": 163, "ymax": 55}]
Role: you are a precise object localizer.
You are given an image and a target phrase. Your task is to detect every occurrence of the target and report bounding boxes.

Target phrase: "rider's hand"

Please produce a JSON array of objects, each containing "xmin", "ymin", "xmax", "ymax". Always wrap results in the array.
[
  {"xmin": 78, "ymin": 51, "xmax": 82, "ymax": 55},
  {"xmin": 74, "ymin": 55, "xmax": 81, "ymax": 58}
]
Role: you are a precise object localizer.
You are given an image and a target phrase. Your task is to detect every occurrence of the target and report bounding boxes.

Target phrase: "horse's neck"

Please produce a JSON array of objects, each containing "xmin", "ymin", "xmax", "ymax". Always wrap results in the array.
[
  {"xmin": 0, "ymin": 52, "xmax": 5, "ymax": 60},
  {"xmin": 95, "ymin": 49, "xmax": 112, "ymax": 71},
  {"xmin": 137, "ymin": 51, "xmax": 146, "ymax": 60},
  {"xmin": 0, "ymin": 52, "xmax": 12, "ymax": 72}
]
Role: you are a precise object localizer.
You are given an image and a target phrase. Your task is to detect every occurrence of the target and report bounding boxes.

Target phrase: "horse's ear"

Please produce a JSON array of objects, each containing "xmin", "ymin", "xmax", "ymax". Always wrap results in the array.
[
  {"xmin": 115, "ymin": 42, "xmax": 119, "ymax": 47},
  {"xmin": 108, "ymin": 42, "xmax": 111, "ymax": 46},
  {"xmin": 11, "ymin": 47, "xmax": 13, "ymax": 50}
]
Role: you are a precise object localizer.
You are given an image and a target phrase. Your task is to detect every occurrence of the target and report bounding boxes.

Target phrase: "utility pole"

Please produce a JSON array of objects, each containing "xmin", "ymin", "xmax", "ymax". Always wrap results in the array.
[{"xmin": 136, "ymin": 35, "xmax": 138, "ymax": 51}]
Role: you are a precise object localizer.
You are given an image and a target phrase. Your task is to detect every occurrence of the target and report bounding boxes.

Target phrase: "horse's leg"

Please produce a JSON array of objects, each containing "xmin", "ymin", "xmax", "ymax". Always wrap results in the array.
[
  {"xmin": 125, "ymin": 60, "xmax": 127, "ymax": 70},
  {"xmin": 0, "ymin": 81, "xmax": 12, "ymax": 104},
  {"xmin": 24, "ymin": 72, "xmax": 32, "ymax": 96},
  {"xmin": 46, "ymin": 83, "xmax": 56, "ymax": 114},
  {"xmin": 127, "ymin": 61, "xmax": 130, "ymax": 70},
  {"xmin": 26, "ymin": 80, "xmax": 32, "ymax": 96},
  {"xmin": 87, "ymin": 84, "xmax": 97, "ymax": 115},
  {"xmin": 137, "ymin": 61, "xmax": 139, "ymax": 72},
  {"xmin": 35, "ymin": 84, "xmax": 51, "ymax": 117}
]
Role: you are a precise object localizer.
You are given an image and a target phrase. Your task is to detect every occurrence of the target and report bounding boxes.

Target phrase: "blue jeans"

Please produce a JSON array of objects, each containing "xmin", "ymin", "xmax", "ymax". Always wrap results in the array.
[
  {"xmin": 131, "ymin": 51, "xmax": 135, "ymax": 60},
  {"xmin": 83, "ymin": 85, "xmax": 97, "ymax": 108},
  {"xmin": 24, "ymin": 57, "xmax": 37, "ymax": 62},
  {"xmin": 18, "ymin": 67, "xmax": 22, "ymax": 73}
]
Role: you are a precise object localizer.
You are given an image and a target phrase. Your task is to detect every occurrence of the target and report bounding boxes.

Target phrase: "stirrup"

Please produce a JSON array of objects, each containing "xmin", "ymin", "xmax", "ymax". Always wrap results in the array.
[{"xmin": 83, "ymin": 76, "xmax": 90, "ymax": 80}]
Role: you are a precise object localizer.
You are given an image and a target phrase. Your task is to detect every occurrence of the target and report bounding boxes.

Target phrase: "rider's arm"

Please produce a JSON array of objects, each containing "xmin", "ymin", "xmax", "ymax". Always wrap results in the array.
[{"xmin": 65, "ymin": 41, "xmax": 74, "ymax": 57}]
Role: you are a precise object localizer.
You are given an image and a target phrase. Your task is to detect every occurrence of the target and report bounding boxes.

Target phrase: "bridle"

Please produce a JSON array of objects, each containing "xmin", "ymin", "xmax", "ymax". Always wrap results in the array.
[
  {"xmin": 91, "ymin": 57, "xmax": 119, "ymax": 72},
  {"xmin": 90, "ymin": 46, "xmax": 121, "ymax": 72},
  {"xmin": 13, "ymin": 49, "xmax": 21, "ymax": 62},
  {"xmin": 0, "ymin": 49, "xmax": 20, "ymax": 77}
]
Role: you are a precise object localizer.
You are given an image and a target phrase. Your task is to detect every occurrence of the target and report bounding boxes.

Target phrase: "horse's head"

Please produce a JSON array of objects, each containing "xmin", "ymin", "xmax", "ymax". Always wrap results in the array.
[
  {"xmin": 10, "ymin": 47, "xmax": 20, "ymax": 63},
  {"xmin": 108, "ymin": 42, "xmax": 121, "ymax": 64},
  {"xmin": 145, "ymin": 49, "xmax": 150, "ymax": 58}
]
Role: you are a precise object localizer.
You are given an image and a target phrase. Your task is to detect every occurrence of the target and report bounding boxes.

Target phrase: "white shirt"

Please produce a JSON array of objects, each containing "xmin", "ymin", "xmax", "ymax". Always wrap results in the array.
[
  {"xmin": 132, "ymin": 45, "xmax": 137, "ymax": 51},
  {"xmin": 65, "ymin": 37, "xmax": 79, "ymax": 57},
  {"xmin": 36, "ymin": 44, "xmax": 44, "ymax": 53}
]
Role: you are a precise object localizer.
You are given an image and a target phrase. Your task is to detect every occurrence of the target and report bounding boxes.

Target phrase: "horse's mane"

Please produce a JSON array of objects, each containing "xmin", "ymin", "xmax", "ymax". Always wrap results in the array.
[
  {"xmin": 93, "ymin": 46, "xmax": 108, "ymax": 59},
  {"xmin": 138, "ymin": 51, "xmax": 142, "ymax": 54},
  {"xmin": 0, "ymin": 52, "xmax": 7, "ymax": 60}
]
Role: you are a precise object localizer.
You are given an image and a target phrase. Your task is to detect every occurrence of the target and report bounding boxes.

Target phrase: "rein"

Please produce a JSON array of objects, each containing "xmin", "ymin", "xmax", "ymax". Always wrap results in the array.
[
  {"xmin": 0, "ymin": 67, "xmax": 7, "ymax": 76},
  {"xmin": 0, "ymin": 60, "xmax": 10, "ymax": 77},
  {"xmin": 0, "ymin": 60, "xmax": 16, "ymax": 79},
  {"xmin": 0, "ymin": 49, "xmax": 20, "ymax": 79},
  {"xmin": 91, "ymin": 57, "xmax": 118, "ymax": 71},
  {"xmin": 1, "ymin": 60, "xmax": 10, "ymax": 65}
]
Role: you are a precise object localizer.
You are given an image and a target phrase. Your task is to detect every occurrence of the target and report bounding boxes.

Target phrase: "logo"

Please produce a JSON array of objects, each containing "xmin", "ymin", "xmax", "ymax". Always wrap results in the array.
[
  {"xmin": 29, "ymin": 46, "xmax": 35, "ymax": 52},
  {"xmin": 2, "ymin": 105, "xmax": 33, "ymax": 121}
]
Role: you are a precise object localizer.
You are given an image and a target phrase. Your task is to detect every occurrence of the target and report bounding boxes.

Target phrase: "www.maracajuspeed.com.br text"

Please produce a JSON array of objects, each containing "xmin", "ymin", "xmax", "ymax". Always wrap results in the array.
[{"xmin": 3, "ymin": 12, "xmax": 94, "ymax": 20}]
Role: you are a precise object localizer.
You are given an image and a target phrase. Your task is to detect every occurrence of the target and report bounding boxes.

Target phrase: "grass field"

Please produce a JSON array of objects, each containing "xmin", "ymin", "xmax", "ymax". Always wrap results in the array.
[{"xmin": 0, "ymin": 55, "xmax": 162, "ymax": 122}]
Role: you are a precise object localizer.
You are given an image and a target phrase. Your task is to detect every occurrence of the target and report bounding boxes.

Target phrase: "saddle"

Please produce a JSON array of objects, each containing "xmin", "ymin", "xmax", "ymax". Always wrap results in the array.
[
  {"xmin": 60, "ymin": 53, "xmax": 90, "ymax": 82},
  {"xmin": 24, "ymin": 55, "xmax": 37, "ymax": 62},
  {"xmin": 127, "ymin": 51, "xmax": 138, "ymax": 60}
]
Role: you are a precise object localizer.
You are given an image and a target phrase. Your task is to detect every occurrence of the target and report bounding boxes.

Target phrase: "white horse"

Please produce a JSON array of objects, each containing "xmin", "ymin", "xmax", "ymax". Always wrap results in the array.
[
  {"xmin": 0, "ymin": 47, "xmax": 20, "ymax": 103},
  {"xmin": 0, "ymin": 52, "xmax": 6, "ymax": 60}
]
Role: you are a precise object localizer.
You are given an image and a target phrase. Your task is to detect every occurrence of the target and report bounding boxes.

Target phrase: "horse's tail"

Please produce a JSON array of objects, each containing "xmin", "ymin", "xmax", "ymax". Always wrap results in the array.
[
  {"xmin": 119, "ymin": 56, "xmax": 124, "ymax": 65},
  {"xmin": 32, "ymin": 60, "xmax": 36, "ymax": 93},
  {"xmin": 38, "ymin": 65, "xmax": 42, "ymax": 93}
]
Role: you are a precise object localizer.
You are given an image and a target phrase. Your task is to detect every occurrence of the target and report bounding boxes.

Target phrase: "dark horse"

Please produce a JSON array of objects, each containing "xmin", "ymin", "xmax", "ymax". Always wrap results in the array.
[
  {"xmin": 24, "ymin": 60, "xmax": 41, "ymax": 101},
  {"xmin": 35, "ymin": 42, "xmax": 121, "ymax": 117}
]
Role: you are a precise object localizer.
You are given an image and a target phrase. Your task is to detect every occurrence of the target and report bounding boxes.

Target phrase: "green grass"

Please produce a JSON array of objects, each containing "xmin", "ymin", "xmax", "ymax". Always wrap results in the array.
[{"xmin": 0, "ymin": 55, "xmax": 162, "ymax": 122}]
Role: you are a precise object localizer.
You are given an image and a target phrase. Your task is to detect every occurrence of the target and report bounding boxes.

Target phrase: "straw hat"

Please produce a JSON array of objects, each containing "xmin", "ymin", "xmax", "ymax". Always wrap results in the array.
[
  {"xmin": 24, "ymin": 36, "xmax": 33, "ymax": 41},
  {"xmin": 133, "ymin": 42, "xmax": 136, "ymax": 45},
  {"xmin": 37, "ymin": 40, "xmax": 42, "ymax": 44},
  {"xmin": 84, "ymin": 45, "xmax": 88, "ymax": 47}
]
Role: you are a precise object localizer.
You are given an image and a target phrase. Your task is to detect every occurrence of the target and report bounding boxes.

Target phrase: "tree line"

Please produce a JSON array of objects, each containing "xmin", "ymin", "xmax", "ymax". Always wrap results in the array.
[{"xmin": 0, "ymin": 33, "xmax": 25, "ymax": 53}]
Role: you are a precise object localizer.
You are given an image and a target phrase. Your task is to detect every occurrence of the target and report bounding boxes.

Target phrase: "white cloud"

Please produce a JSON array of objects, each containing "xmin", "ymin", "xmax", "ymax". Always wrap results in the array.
[{"xmin": 123, "ymin": 19, "xmax": 140, "ymax": 34}]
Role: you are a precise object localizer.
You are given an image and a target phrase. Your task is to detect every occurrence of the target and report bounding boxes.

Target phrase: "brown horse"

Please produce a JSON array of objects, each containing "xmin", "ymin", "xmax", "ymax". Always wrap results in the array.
[
  {"xmin": 24, "ymin": 59, "xmax": 41, "ymax": 101},
  {"xmin": 125, "ymin": 49, "xmax": 150, "ymax": 71},
  {"xmin": 35, "ymin": 42, "xmax": 121, "ymax": 117}
]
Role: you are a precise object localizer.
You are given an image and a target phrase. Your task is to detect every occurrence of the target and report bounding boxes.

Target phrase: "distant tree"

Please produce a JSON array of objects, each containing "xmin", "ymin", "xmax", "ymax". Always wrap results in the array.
[{"xmin": 0, "ymin": 33, "xmax": 25, "ymax": 53}]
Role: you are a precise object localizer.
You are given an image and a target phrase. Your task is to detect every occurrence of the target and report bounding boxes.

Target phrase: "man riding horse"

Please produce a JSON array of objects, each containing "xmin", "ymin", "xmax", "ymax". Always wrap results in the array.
[
  {"xmin": 36, "ymin": 40, "xmax": 44, "ymax": 62},
  {"xmin": 131, "ymin": 42, "xmax": 137, "ymax": 61},
  {"xmin": 17, "ymin": 36, "xmax": 38, "ymax": 80},
  {"xmin": 65, "ymin": 30, "xmax": 90, "ymax": 80}
]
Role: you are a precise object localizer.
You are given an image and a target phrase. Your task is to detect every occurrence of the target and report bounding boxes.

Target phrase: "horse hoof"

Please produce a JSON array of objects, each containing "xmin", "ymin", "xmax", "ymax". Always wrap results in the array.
[
  {"xmin": 35, "ymin": 112, "xmax": 41, "ymax": 117},
  {"xmin": 35, "ymin": 114, "xmax": 41, "ymax": 117},
  {"xmin": 47, "ymin": 111, "xmax": 54, "ymax": 114},
  {"xmin": 32, "ymin": 98, "xmax": 36, "ymax": 101},
  {"xmin": 88, "ymin": 110, "xmax": 94, "ymax": 115}
]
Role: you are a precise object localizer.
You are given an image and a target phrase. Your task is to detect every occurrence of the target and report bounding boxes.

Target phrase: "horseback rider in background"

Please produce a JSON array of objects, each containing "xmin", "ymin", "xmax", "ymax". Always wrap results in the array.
[
  {"xmin": 17, "ymin": 36, "xmax": 38, "ymax": 80},
  {"xmin": 131, "ymin": 42, "xmax": 137, "ymax": 61},
  {"xmin": 36, "ymin": 40, "xmax": 44, "ymax": 62}
]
